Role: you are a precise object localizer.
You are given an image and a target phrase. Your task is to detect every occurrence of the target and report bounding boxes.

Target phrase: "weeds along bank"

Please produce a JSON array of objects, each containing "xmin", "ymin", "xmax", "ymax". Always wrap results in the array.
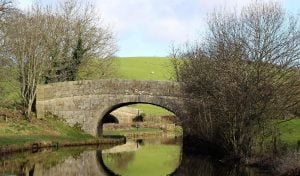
[{"xmin": 0, "ymin": 109, "xmax": 125, "ymax": 154}]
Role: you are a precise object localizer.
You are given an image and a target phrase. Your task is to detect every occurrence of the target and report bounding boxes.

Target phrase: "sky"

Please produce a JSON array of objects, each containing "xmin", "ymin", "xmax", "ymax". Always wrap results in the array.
[{"xmin": 16, "ymin": 0, "xmax": 300, "ymax": 57}]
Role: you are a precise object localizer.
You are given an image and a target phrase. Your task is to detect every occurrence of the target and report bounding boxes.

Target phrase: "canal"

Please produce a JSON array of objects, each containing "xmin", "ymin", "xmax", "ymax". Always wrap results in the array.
[{"xmin": 0, "ymin": 136, "xmax": 269, "ymax": 176}]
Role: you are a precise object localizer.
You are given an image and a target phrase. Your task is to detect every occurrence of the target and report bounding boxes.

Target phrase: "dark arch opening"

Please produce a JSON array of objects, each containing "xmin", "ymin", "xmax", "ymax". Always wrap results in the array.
[
  {"xmin": 97, "ymin": 102, "xmax": 180, "ymax": 137},
  {"xmin": 102, "ymin": 114, "xmax": 119, "ymax": 124},
  {"xmin": 96, "ymin": 150, "xmax": 120, "ymax": 176}
]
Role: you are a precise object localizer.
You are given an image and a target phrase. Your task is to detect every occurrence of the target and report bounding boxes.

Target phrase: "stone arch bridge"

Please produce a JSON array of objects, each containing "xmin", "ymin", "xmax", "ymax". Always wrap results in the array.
[{"xmin": 36, "ymin": 79, "xmax": 188, "ymax": 136}]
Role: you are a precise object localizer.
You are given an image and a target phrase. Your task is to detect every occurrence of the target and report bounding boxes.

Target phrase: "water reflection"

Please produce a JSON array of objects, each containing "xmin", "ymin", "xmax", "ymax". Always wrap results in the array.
[
  {"xmin": 170, "ymin": 154, "xmax": 268, "ymax": 176},
  {"xmin": 101, "ymin": 137, "xmax": 181, "ymax": 176},
  {"xmin": 0, "ymin": 137, "xmax": 269, "ymax": 176},
  {"xmin": 0, "ymin": 146, "xmax": 115, "ymax": 176},
  {"xmin": 0, "ymin": 137, "xmax": 181, "ymax": 176}
]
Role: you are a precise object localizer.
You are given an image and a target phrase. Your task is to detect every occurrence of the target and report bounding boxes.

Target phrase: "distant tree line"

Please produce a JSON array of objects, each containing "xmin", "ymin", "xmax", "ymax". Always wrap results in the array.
[
  {"xmin": 172, "ymin": 1, "xmax": 300, "ymax": 159},
  {"xmin": 0, "ymin": 0, "xmax": 117, "ymax": 118}
]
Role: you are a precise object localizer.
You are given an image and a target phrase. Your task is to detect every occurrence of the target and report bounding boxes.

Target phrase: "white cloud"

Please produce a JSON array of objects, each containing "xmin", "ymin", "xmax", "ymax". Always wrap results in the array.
[
  {"xmin": 93, "ymin": 0, "xmax": 255, "ymax": 44},
  {"xmin": 16, "ymin": 0, "xmax": 275, "ymax": 56},
  {"xmin": 15, "ymin": 0, "xmax": 32, "ymax": 10}
]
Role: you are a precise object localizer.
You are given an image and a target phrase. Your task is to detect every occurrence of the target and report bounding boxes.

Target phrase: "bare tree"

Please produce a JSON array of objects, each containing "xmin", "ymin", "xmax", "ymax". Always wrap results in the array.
[
  {"xmin": 0, "ymin": 0, "xmax": 14, "ymax": 57},
  {"xmin": 0, "ymin": 0, "xmax": 13, "ymax": 20},
  {"xmin": 1, "ymin": 0, "xmax": 117, "ymax": 118},
  {"xmin": 43, "ymin": 0, "xmax": 117, "ymax": 83},
  {"xmin": 173, "ymin": 1, "xmax": 300, "ymax": 159},
  {"xmin": 4, "ymin": 7, "xmax": 51, "ymax": 118},
  {"xmin": 0, "ymin": 0, "xmax": 20, "ymax": 107}
]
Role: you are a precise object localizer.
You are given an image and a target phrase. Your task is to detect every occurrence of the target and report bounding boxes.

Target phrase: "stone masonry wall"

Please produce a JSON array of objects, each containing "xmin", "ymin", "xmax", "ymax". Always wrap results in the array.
[{"xmin": 36, "ymin": 79, "xmax": 186, "ymax": 136}]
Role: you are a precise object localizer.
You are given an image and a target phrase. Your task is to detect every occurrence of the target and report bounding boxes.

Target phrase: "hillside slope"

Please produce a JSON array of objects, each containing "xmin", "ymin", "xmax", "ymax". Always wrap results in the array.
[{"xmin": 114, "ymin": 57, "xmax": 174, "ymax": 81}]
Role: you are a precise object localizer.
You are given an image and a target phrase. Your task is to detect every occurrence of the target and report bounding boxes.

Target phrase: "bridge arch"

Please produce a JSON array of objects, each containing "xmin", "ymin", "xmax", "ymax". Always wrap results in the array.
[
  {"xmin": 36, "ymin": 79, "xmax": 186, "ymax": 136},
  {"xmin": 102, "ymin": 114, "xmax": 119, "ymax": 124},
  {"xmin": 97, "ymin": 101, "xmax": 180, "ymax": 136}
]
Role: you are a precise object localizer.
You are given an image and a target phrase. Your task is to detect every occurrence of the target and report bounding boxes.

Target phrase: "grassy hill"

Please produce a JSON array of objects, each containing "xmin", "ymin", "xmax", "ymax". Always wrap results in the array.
[{"xmin": 114, "ymin": 57, "xmax": 174, "ymax": 81}]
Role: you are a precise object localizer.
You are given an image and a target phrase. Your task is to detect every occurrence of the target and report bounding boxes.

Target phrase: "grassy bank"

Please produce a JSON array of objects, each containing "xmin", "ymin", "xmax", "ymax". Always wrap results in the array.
[
  {"xmin": 0, "ymin": 117, "xmax": 95, "ymax": 146},
  {"xmin": 0, "ymin": 113, "xmax": 124, "ymax": 150},
  {"xmin": 0, "ymin": 115, "xmax": 126, "ymax": 154}
]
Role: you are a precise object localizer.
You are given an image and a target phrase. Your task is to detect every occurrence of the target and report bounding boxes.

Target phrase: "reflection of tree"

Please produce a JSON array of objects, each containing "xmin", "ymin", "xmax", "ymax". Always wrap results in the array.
[
  {"xmin": 0, "ymin": 156, "xmax": 32, "ymax": 175},
  {"xmin": 170, "ymin": 154, "xmax": 214, "ymax": 176},
  {"xmin": 103, "ymin": 151, "xmax": 135, "ymax": 171},
  {"xmin": 161, "ymin": 137, "xmax": 182, "ymax": 145},
  {"xmin": 170, "ymin": 154, "xmax": 261, "ymax": 176},
  {"xmin": 29, "ymin": 164, "xmax": 35, "ymax": 176},
  {"xmin": 0, "ymin": 147, "xmax": 87, "ymax": 174},
  {"xmin": 136, "ymin": 139, "xmax": 144, "ymax": 148}
]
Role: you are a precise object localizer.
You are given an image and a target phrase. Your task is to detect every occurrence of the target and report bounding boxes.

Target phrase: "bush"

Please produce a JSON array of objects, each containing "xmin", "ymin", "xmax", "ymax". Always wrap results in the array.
[
  {"xmin": 133, "ymin": 113, "xmax": 145, "ymax": 122},
  {"xmin": 172, "ymin": 1, "xmax": 300, "ymax": 159}
]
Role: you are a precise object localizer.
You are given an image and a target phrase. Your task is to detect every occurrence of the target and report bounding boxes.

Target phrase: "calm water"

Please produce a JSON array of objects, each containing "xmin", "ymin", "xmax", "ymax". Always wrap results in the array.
[{"xmin": 0, "ymin": 136, "xmax": 268, "ymax": 176}]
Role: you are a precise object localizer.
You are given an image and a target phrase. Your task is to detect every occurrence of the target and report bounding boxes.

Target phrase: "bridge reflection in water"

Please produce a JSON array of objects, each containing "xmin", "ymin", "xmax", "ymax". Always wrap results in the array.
[{"xmin": 0, "ymin": 137, "xmax": 267, "ymax": 176}]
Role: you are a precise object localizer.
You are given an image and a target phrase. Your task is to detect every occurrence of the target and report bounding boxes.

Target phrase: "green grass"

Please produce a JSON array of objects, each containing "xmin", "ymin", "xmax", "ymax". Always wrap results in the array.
[
  {"xmin": 0, "ymin": 118, "xmax": 95, "ymax": 146},
  {"xmin": 114, "ymin": 57, "xmax": 174, "ymax": 81},
  {"xmin": 0, "ymin": 68, "xmax": 20, "ymax": 107},
  {"xmin": 279, "ymin": 119, "xmax": 300, "ymax": 148},
  {"xmin": 130, "ymin": 104, "xmax": 174, "ymax": 117}
]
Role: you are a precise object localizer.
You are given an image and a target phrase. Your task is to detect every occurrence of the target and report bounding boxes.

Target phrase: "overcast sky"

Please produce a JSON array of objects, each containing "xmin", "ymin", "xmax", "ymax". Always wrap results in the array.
[{"xmin": 16, "ymin": 0, "xmax": 300, "ymax": 57}]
